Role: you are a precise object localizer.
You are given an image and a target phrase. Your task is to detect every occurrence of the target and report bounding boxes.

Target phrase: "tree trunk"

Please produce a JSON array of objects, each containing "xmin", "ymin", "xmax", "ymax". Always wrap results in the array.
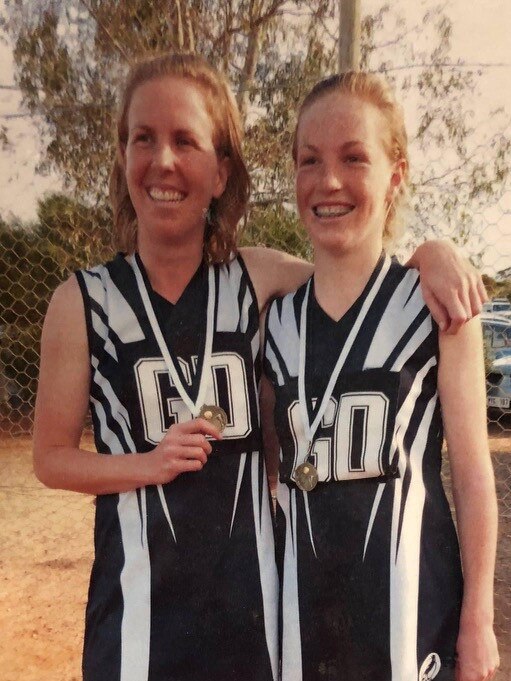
[{"xmin": 237, "ymin": 19, "xmax": 261, "ymax": 120}]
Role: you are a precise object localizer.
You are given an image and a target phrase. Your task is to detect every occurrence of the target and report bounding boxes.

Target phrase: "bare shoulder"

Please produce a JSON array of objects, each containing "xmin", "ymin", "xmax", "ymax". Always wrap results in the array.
[
  {"xmin": 48, "ymin": 273, "xmax": 82, "ymax": 309},
  {"xmin": 34, "ymin": 274, "xmax": 90, "ymax": 454},
  {"xmin": 42, "ymin": 274, "xmax": 87, "ymax": 351},
  {"xmin": 238, "ymin": 246, "xmax": 313, "ymax": 312}
]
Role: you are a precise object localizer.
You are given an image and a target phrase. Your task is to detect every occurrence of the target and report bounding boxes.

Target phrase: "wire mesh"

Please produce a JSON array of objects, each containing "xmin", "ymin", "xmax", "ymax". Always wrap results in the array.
[{"xmin": 0, "ymin": 202, "xmax": 510, "ymax": 679}]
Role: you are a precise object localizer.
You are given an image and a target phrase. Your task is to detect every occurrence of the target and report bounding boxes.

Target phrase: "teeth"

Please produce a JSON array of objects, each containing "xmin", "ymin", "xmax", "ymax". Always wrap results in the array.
[
  {"xmin": 313, "ymin": 204, "xmax": 353, "ymax": 218},
  {"xmin": 149, "ymin": 188, "xmax": 185, "ymax": 202}
]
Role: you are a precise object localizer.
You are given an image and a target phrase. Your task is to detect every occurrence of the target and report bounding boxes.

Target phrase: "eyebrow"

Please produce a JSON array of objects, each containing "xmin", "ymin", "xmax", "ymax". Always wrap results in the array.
[
  {"xmin": 130, "ymin": 123, "xmax": 198, "ymax": 138},
  {"xmin": 299, "ymin": 140, "xmax": 365, "ymax": 152}
]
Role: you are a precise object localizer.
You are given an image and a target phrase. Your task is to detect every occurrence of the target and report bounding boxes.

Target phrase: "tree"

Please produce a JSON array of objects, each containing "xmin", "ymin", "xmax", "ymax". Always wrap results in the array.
[
  {"xmin": 1, "ymin": 0, "xmax": 509, "ymax": 259},
  {"xmin": 359, "ymin": 6, "xmax": 510, "ymax": 261}
]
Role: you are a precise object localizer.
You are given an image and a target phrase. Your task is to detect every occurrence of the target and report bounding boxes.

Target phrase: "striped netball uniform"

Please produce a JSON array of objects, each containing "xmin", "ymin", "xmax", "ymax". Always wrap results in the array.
[
  {"xmin": 76, "ymin": 253, "xmax": 278, "ymax": 681},
  {"xmin": 264, "ymin": 254, "xmax": 463, "ymax": 681}
]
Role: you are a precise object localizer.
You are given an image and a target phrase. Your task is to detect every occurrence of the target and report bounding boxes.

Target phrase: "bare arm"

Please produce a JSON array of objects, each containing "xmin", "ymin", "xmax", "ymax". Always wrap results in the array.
[
  {"xmin": 407, "ymin": 240, "xmax": 488, "ymax": 334},
  {"xmin": 239, "ymin": 246, "xmax": 312, "ymax": 313},
  {"xmin": 438, "ymin": 319, "xmax": 499, "ymax": 681},
  {"xmin": 241, "ymin": 241, "xmax": 487, "ymax": 331},
  {"xmin": 33, "ymin": 277, "xmax": 219, "ymax": 495}
]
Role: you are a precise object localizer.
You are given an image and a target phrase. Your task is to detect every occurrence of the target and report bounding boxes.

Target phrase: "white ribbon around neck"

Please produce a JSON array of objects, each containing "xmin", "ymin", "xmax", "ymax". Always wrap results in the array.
[
  {"xmin": 297, "ymin": 254, "xmax": 391, "ymax": 465},
  {"xmin": 129, "ymin": 254, "xmax": 215, "ymax": 417}
]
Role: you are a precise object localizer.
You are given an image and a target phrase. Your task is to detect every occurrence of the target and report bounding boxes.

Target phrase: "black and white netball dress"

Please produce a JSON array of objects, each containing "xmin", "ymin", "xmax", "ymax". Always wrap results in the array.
[
  {"xmin": 76, "ymin": 253, "xmax": 278, "ymax": 681},
  {"xmin": 264, "ymin": 253, "xmax": 462, "ymax": 681}
]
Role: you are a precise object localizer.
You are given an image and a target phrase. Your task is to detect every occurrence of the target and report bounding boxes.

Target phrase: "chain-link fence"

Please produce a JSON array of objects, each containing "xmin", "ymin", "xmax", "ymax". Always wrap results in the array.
[{"xmin": 0, "ymin": 201, "xmax": 510, "ymax": 679}]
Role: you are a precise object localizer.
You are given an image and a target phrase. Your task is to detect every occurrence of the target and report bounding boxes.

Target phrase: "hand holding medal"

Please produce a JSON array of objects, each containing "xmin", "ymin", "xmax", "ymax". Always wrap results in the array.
[{"xmin": 199, "ymin": 404, "xmax": 228, "ymax": 433}]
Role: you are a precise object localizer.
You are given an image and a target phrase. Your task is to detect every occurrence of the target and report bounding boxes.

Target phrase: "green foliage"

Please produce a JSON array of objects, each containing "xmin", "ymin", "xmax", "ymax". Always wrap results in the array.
[
  {"xmin": 0, "ymin": 220, "xmax": 52, "ymax": 408},
  {"xmin": 0, "ymin": 193, "xmax": 116, "ymax": 409},
  {"xmin": 35, "ymin": 192, "xmax": 114, "ymax": 270},
  {"xmin": 240, "ymin": 204, "xmax": 311, "ymax": 261},
  {"xmin": 482, "ymin": 274, "xmax": 511, "ymax": 303}
]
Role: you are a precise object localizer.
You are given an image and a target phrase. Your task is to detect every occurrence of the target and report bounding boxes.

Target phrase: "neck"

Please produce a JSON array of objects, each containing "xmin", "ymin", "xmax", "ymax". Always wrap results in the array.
[
  {"xmin": 312, "ymin": 242, "xmax": 383, "ymax": 321},
  {"xmin": 136, "ymin": 233, "xmax": 204, "ymax": 303}
]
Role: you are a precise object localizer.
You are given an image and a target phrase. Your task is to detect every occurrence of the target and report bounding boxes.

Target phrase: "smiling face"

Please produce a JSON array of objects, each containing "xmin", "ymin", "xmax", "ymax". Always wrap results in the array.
[
  {"xmin": 123, "ymin": 76, "xmax": 229, "ymax": 251},
  {"xmin": 295, "ymin": 92, "xmax": 403, "ymax": 258}
]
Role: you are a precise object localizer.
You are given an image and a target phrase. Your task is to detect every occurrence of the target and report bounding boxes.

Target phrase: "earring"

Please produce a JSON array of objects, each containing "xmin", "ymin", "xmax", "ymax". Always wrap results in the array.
[{"xmin": 202, "ymin": 205, "xmax": 213, "ymax": 225}]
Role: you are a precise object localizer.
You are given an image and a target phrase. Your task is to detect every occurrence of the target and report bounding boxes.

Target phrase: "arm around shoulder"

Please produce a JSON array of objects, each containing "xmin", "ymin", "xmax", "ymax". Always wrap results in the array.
[
  {"xmin": 407, "ymin": 239, "xmax": 487, "ymax": 334},
  {"xmin": 239, "ymin": 246, "xmax": 312, "ymax": 313}
]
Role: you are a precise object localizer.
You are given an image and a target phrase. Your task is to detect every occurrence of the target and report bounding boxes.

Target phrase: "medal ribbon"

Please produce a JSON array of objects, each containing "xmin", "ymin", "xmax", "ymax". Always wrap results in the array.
[
  {"xmin": 129, "ymin": 254, "xmax": 215, "ymax": 417},
  {"xmin": 297, "ymin": 254, "xmax": 391, "ymax": 466}
]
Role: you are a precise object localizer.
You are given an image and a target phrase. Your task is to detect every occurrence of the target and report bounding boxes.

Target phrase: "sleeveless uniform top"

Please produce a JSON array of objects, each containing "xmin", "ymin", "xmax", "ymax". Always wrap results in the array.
[
  {"xmin": 264, "ymin": 254, "xmax": 462, "ymax": 681},
  {"xmin": 76, "ymin": 253, "xmax": 278, "ymax": 681}
]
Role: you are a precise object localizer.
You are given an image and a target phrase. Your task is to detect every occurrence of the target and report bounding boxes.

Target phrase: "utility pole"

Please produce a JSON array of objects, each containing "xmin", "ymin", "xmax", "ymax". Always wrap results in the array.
[{"xmin": 338, "ymin": 0, "xmax": 361, "ymax": 72}]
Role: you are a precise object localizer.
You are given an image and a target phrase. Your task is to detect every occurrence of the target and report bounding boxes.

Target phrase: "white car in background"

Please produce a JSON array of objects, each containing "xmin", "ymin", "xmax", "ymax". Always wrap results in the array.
[
  {"xmin": 481, "ymin": 314, "xmax": 511, "ymax": 350},
  {"xmin": 486, "ymin": 347, "xmax": 511, "ymax": 414},
  {"xmin": 482, "ymin": 298, "xmax": 511, "ymax": 320},
  {"xmin": 481, "ymin": 315, "xmax": 511, "ymax": 414}
]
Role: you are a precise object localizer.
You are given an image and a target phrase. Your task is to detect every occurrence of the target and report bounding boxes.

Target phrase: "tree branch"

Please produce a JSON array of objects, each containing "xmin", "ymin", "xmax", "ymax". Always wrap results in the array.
[
  {"xmin": 78, "ymin": 0, "xmax": 130, "ymax": 61},
  {"xmin": 384, "ymin": 61, "xmax": 510, "ymax": 72}
]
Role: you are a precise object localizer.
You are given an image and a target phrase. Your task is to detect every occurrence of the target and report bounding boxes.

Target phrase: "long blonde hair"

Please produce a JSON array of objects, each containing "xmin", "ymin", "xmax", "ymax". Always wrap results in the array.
[
  {"xmin": 293, "ymin": 72, "xmax": 409, "ymax": 245},
  {"xmin": 109, "ymin": 52, "xmax": 250, "ymax": 263}
]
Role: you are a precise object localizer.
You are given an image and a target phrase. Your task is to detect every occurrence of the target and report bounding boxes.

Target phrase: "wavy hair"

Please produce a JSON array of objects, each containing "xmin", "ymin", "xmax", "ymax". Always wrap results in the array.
[{"xmin": 109, "ymin": 52, "xmax": 250, "ymax": 262}]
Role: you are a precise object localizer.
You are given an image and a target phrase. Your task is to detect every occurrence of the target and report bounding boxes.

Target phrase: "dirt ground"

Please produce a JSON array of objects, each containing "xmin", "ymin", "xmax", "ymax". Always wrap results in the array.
[{"xmin": 1, "ymin": 431, "xmax": 510, "ymax": 681}]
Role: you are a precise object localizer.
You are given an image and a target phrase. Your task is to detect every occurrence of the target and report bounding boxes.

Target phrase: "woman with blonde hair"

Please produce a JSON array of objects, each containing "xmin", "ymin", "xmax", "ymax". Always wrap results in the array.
[{"xmin": 265, "ymin": 72, "xmax": 499, "ymax": 681}]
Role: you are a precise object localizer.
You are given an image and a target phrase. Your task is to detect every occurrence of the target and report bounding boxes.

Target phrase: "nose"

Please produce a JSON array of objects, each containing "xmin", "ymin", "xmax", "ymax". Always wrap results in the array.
[
  {"xmin": 154, "ymin": 142, "xmax": 177, "ymax": 170},
  {"xmin": 320, "ymin": 161, "xmax": 343, "ymax": 190}
]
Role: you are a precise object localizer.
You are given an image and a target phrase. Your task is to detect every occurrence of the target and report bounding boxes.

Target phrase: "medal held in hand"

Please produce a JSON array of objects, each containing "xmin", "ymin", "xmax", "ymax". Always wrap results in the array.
[
  {"xmin": 293, "ymin": 461, "xmax": 319, "ymax": 492},
  {"xmin": 199, "ymin": 404, "xmax": 228, "ymax": 433}
]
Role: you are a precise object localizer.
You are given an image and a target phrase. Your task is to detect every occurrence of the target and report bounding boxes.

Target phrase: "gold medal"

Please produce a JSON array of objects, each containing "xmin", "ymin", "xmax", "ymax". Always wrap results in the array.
[
  {"xmin": 199, "ymin": 404, "xmax": 228, "ymax": 433},
  {"xmin": 293, "ymin": 462, "xmax": 319, "ymax": 492}
]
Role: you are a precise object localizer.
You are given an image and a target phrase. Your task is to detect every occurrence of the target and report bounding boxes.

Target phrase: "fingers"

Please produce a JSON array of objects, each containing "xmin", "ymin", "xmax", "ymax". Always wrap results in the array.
[
  {"xmin": 477, "ymin": 276, "xmax": 489, "ymax": 304},
  {"xmin": 443, "ymin": 269, "xmax": 486, "ymax": 332},
  {"xmin": 440, "ymin": 282, "xmax": 470, "ymax": 335},
  {"xmin": 464, "ymin": 268, "xmax": 487, "ymax": 317},
  {"xmin": 161, "ymin": 429, "xmax": 213, "ymax": 461},
  {"xmin": 171, "ymin": 446, "xmax": 209, "ymax": 465},
  {"xmin": 421, "ymin": 287, "xmax": 450, "ymax": 333},
  {"xmin": 172, "ymin": 457, "xmax": 207, "ymax": 475},
  {"xmin": 422, "ymin": 284, "xmax": 469, "ymax": 335},
  {"xmin": 150, "ymin": 416, "xmax": 223, "ymax": 484},
  {"xmin": 174, "ymin": 417, "xmax": 223, "ymax": 440},
  {"xmin": 414, "ymin": 240, "xmax": 487, "ymax": 333},
  {"xmin": 443, "ymin": 306, "xmax": 467, "ymax": 335}
]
